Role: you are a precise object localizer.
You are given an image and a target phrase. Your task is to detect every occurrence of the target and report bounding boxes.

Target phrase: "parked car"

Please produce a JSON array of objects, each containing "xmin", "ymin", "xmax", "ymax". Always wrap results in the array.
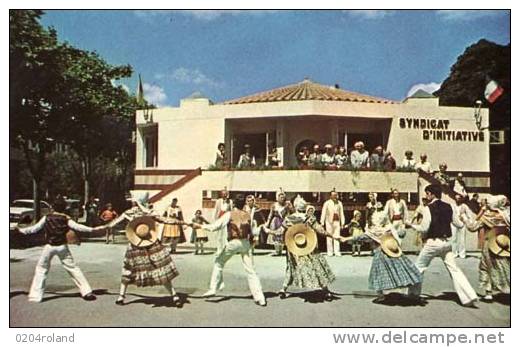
[
  {"xmin": 65, "ymin": 199, "xmax": 84, "ymax": 221},
  {"xmin": 9, "ymin": 199, "xmax": 52, "ymax": 230}
]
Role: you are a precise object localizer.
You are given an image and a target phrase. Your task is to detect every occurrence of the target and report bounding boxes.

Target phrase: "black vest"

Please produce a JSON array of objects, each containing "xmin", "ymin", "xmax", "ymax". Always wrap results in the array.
[
  {"xmin": 426, "ymin": 200, "xmax": 453, "ymax": 239},
  {"xmin": 44, "ymin": 213, "xmax": 70, "ymax": 246}
]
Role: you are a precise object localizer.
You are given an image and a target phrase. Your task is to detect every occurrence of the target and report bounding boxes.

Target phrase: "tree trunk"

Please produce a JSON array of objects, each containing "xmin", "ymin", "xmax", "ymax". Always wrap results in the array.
[
  {"xmin": 82, "ymin": 156, "xmax": 90, "ymax": 206},
  {"xmin": 32, "ymin": 176, "xmax": 41, "ymax": 222}
]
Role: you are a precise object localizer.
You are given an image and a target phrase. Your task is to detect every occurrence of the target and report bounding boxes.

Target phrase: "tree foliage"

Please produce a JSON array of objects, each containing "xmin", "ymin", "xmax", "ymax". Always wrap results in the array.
[{"xmin": 10, "ymin": 10, "xmax": 138, "ymax": 214}]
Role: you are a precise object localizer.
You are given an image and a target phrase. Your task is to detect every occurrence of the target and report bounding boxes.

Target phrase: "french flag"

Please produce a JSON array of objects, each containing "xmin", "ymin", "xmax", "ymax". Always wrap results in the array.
[{"xmin": 484, "ymin": 80, "xmax": 504, "ymax": 104}]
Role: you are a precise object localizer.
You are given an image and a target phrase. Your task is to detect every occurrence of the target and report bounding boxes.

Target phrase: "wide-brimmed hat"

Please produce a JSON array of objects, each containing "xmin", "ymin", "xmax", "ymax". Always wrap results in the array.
[
  {"xmin": 126, "ymin": 216, "xmax": 158, "ymax": 248},
  {"xmin": 285, "ymin": 224, "xmax": 317, "ymax": 257},
  {"xmin": 380, "ymin": 233, "xmax": 402, "ymax": 258},
  {"xmin": 488, "ymin": 230, "xmax": 510, "ymax": 257}
]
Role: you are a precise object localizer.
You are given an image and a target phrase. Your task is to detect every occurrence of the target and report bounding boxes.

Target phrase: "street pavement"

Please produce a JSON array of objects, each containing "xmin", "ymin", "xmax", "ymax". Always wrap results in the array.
[{"xmin": 10, "ymin": 239, "xmax": 510, "ymax": 327}]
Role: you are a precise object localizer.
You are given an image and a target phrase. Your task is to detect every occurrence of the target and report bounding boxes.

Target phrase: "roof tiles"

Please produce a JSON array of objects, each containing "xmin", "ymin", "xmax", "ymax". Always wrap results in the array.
[{"xmin": 223, "ymin": 79, "xmax": 398, "ymax": 105}]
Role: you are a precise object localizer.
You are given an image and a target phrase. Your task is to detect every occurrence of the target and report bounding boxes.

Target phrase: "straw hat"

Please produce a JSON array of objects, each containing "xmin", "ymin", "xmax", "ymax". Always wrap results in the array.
[
  {"xmin": 126, "ymin": 216, "xmax": 158, "ymax": 248},
  {"xmin": 488, "ymin": 230, "xmax": 510, "ymax": 257},
  {"xmin": 285, "ymin": 224, "xmax": 317, "ymax": 257},
  {"xmin": 380, "ymin": 233, "xmax": 402, "ymax": 258}
]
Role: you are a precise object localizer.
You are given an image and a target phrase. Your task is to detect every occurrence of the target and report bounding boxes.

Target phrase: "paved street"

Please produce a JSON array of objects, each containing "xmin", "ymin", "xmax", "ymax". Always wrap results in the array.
[{"xmin": 10, "ymin": 240, "xmax": 510, "ymax": 327}]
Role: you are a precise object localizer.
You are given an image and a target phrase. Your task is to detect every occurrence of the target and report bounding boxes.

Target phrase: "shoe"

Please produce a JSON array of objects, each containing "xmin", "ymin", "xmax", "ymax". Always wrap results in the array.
[
  {"xmin": 202, "ymin": 290, "xmax": 216, "ymax": 298},
  {"xmin": 335, "ymin": 254, "xmax": 342, "ymax": 257},
  {"xmin": 82, "ymin": 293, "xmax": 96, "ymax": 301},
  {"xmin": 115, "ymin": 296, "xmax": 125, "ymax": 305},
  {"xmin": 482, "ymin": 294, "xmax": 493, "ymax": 302},
  {"xmin": 462, "ymin": 299, "xmax": 479, "ymax": 308},
  {"xmin": 324, "ymin": 292, "xmax": 334, "ymax": 301},
  {"xmin": 255, "ymin": 299, "xmax": 267, "ymax": 307},
  {"xmin": 408, "ymin": 295, "xmax": 427, "ymax": 306},
  {"xmin": 278, "ymin": 290, "xmax": 288, "ymax": 299},
  {"xmin": 28, "ymin": 297, "xmax": 42, "ymax": 303},
  {"xmin": 372, "ymin": 295, "xmax": 386, "ymax": 304},
  {"xmin": 172, "ymin": 295, "xmax": 183, "ymax": 308}
]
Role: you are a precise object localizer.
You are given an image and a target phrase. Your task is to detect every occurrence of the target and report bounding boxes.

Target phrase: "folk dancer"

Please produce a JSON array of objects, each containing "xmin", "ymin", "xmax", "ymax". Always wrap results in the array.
[
  {"xmin": 464, "ymin": 195, "xmax": 510, "ymax": 302},
  {"xmin": 451, "ymin": 193, "xmax": 473, "ymax": 258},
  {"xmin": 244, "ymin": 195, "xmax": 266, "ymax": 253},
  {"xmin": 16, "ymin": 197, "xmax": 106, "ymax": 302},
  {"xmin": 321, "ymin": 190, "xmax": 345, "ymax": 257},
  {"xmin": 162, "ymin": 198, "xmax": 186, "ymax": 254},
  {"xmin": 190, "ymin": 210, "xmax": 209, "ymax": 255},
  {"xmin": 113, "ymin": 215, "xmax": 183, "ymax": 308},
  {"xmin": 365, "ymin": 192, "xmax": 379, "ymax": 230},
  {"xmin": 384, "ymin": 189, "xmax": 409, "ymax": 245},
  {"xmin": 265, "ymin": 197, "xmax": 340, "ymax": 301},
  {"xmin": 405, "ymin": 184, "xmax": 478, "ymax": 307},
  {"xmin": 347, "ymin": 210, "xmax": 364, "ymax": 256},
  {"xmin": 195, "ymin": 194, "xmax": 266, "ymax": 306},
  {"xmin": 214, "ymin": 188, "xmax": 233, "ymax": 255},
  {"xmin": 411, "ymin": 197, "xmax": 429, "ymax": 254},
  {"xmin": 341, "ymin": 207, "xmax": 422, "ymax": 304},
  {"xmin": 266, "ymin": 189, "xmax": 291, "ymax": 256}
]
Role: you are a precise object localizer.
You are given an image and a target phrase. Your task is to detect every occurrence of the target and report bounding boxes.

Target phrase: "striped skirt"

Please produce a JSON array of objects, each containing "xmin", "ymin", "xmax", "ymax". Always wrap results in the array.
[
  {"xmin": 121, "ymin": 242, "xmax": 179, "ymax": 287},
  {"xmin": 368, "ymin": 248, "xmax": 422, "ymax": 291}
]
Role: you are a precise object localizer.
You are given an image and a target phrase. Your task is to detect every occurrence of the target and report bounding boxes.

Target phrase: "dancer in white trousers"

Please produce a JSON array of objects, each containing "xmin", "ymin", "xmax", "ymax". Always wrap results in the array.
[
  {"xmin": 194, "ymin": 194, "xmax": 266, "ymax": 306},
  {"xmin": 320, "ymin": 191, "xmax": 345, "ymax": 256},
  {"xmin": 451, "ymin": 193, "xmax": 473, "ymax": 258},
  {"xmin": 16, "ymin": 197, "xmax": 105, "ymax": 302},
  {"xmin": 405, "ymin": 184, "xmax": 478, "ymax": 307}
]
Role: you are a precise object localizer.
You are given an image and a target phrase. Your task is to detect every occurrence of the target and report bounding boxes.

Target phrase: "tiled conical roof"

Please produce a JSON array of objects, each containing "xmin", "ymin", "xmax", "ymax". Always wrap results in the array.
[{"xmin": 223, "ymin": 79, "xmax": 397, "ymax": 105}]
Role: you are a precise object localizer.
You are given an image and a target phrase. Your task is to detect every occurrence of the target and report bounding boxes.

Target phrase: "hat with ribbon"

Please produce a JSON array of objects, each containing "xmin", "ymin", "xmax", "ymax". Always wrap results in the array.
[
  {"xmin": 285, "ymin": 224, "xmax": 317, "ymax": 257},
  {"xmin": 125, "ymin": 216, "xmax": 158, "ymax": 248}
]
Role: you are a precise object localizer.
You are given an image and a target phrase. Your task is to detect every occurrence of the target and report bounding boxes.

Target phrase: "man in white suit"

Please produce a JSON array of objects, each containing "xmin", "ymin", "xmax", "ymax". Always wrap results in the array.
[{"xmin": 320, "ymin": 191, "xmax": 345, "ymax": 257}]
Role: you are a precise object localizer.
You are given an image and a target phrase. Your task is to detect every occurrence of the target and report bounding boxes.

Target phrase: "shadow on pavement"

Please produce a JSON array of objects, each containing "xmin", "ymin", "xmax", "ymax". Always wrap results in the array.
[
  {"xmin": 491, "ymin": 293, "xmax": 510, "ymax": 306},
  {"xmin": 10, "ymin": 290, "xmax": 28, "ymax": 299},
  {"xmin": 40, "ymin": 288, "xmax": 109, "ymax": 302},
  {"xmin": 372, "ymin": 293, "xmax": 428, "ymax": 307},
  {"xmin": 125, "ymin": 292, "xmax": 190, "ymax": 308},
  {"xmin": 196, "ymin": 291, "xmax": 278, "ymax": 303}
]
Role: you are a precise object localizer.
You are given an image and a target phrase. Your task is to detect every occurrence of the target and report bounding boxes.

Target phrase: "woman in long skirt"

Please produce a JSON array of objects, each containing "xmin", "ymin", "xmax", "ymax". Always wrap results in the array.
[
  {"xmin": 266, "ymin": 198, "xmax": 339, "ymax": 300},
  {"xmin": 266, "ymin": 190, "xmax": 291, "ymax": 256},
  {"xmin": 464, "ymin": 195, "xmax": 510, "ymax": 301},
  {"xmin": 342, "ymin": 202, "xmax": 421, "ymax": 303},
  {"xmin": 108, "ymin": 201, "xmax": 182, "ymax": 307}
]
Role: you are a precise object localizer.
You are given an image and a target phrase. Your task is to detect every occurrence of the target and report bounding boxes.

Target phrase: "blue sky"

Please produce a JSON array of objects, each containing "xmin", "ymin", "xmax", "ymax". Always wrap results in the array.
[{"xmin": 41, "ymin": 10, "xmax": 510, "ymax": 107}]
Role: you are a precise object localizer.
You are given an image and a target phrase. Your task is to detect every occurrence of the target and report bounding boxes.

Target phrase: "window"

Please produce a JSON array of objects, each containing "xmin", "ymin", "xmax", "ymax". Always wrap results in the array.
[{"xmin": 489, "ymin": 130, "xmax": 505, "ymax": 145}]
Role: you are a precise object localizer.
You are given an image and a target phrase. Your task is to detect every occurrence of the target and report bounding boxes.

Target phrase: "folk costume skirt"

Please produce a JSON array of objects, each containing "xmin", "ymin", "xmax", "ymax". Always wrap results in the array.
[
  {"xmin": 479, "ymin": 241, "xmax": 510, "ymax": 294},
  {"xmin": 368, "ymin": 248, "xmax": 422, "ymax": 291},
  {"xmin": 267, "ymin": 216, "xmax": 284, "ymax": 246},
  {"xmin": 284, "ymin": 251, "xmax": 336, "ymax": 289},
  {"xmin": 190, "ymin": 228, "xmax": 209, "ymax": 243},
  {"xmin": 121, "ymin": 242, "xmax": 179, "ymax": 287}
]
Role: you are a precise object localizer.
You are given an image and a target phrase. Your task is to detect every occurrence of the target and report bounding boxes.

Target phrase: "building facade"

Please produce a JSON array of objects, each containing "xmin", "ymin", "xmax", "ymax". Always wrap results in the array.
[{"xmin": 133, "ymin": 79, "xmax": 490, "ymax": 251}]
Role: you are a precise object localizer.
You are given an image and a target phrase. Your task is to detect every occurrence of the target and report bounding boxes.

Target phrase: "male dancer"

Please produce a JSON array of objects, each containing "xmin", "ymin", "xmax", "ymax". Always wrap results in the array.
[
  {"xmin": 405, "ymin": 184, "xmax": 478, "ymax": 307},
  {"xmin": 16, "ymin": 197, "xmax": 106, "ymax": 302},
  {"xmin": 195, "ymin": 194, "xmax": 266, "ymax": 306}
]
